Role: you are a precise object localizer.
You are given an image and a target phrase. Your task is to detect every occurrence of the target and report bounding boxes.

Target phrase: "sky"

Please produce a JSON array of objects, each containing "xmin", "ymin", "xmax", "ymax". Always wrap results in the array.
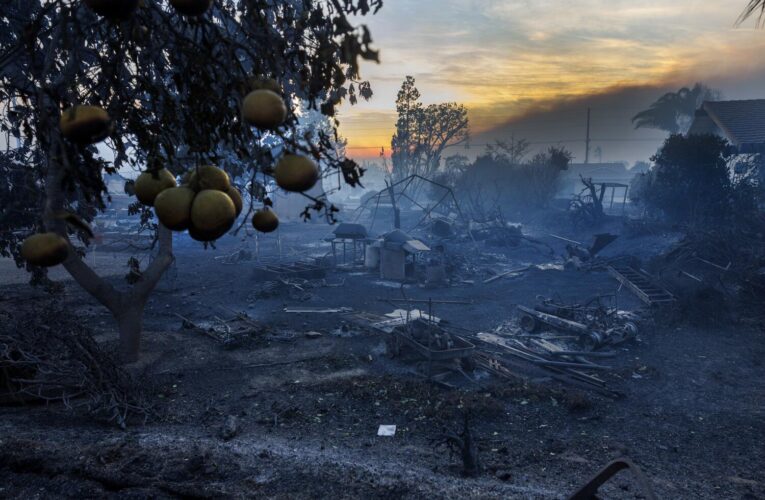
[{"xmin": 338, "ymin": 0, "xmax": 765, "ymax": 165}]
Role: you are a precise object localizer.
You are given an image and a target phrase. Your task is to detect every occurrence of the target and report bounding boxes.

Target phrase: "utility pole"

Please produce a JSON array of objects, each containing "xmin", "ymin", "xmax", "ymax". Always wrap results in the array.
[{"xmin": 585, "ymin": 107, "xmax": 591, "ymax": 164}]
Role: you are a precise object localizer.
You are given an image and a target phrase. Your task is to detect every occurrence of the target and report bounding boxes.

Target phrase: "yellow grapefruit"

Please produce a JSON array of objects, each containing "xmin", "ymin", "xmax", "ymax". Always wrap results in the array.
[
  {"xmin": 252, "ymin": 209, "xmax": 279, "ymax": 233},
  {"xmin": 154, "ymin": 186, "xmax": 195, "ymax": 231},
  {"xmin": 274, "ymin": 154, "xmax": 319, "ymax": 192},
  {"xmin": 186, "ymin": 165, "xmax": 230, "ymax": 192},
  {"xmin": 190, "ymin": 189, "xmax": 236, "ymax": 233},
  {"xmin": 241, "ymin": 89, "xmax": 287, "ymax": 130},
  {"xmin": 59, "ymin": 105, "xmax": 111, "ymax": 144},
  {"xmin": 21, "ymin": 233, "xmax": 69, "ymax": 267},
  {"xmin": 227, "ymin": 187, "xmax": 243, "ymax": 216},
  {"xmin": 134, "ymin": 169, "xmax": 177, "ymax": 206}
]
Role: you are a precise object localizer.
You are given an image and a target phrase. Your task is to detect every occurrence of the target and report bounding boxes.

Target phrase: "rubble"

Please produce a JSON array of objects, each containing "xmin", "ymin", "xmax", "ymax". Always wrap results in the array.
[
  {"xmin": 524, "ymin": 294, "xmax": 641, "ymax": 346},
  {"xmin": 0, "ymin": 304, "xmax": 150, "ymax": 427},
  {"xmin": 248, "ymin": 276, "xmax": 342, "ymax": 302},
  {"xmin": 214, "ymin": 247, "xmax": 254, "ymax": 264},
  {"xmin": 387, "ymin": 317, "xmax": 475, "ymax": 374},
  {"xmin": 647, "ymin": 227, "xmax": 765, "ymax": 324},
  {"xmin": 252, "ymin": 259, "xmax": 327, "ymax": 280},
  {"xmin": 558, "ymin": 232, "xmax": 618, "ymax": 269},
  {"xmin": 176, "ymin": 311, "xmax": 284, "ymax": 348},
  {"xmin": 472, "ymin": 332, "xmax": 621, "ymax": 398}
]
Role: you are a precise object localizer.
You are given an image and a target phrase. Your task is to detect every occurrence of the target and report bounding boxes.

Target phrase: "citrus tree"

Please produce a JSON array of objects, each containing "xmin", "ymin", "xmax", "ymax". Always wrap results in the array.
[{"xmin": 0, "ymin": 0, "xmax": 380, "ymax": 361}]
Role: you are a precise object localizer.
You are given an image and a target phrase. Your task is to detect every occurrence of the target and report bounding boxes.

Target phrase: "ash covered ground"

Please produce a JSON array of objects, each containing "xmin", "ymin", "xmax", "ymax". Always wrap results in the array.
[{"xmin": 1, "ymin": 212, "xmax": 764, "ymax": 499}]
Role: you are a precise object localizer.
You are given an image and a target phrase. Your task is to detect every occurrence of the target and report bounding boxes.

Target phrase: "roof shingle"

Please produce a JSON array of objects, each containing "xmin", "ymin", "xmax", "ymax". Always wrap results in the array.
[{"xmin": 701, "ymin": 99, "xmax": 765, "ymax": 146}]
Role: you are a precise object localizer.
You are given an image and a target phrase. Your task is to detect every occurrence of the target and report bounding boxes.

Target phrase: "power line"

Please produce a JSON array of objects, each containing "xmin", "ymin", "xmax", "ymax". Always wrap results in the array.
[
  {"xmin": 345, "ymin": 137, "xmax": 666, "ymax": 150},
  {"xmin": 585, "ymin": 107, "xmax": 591, "ymax": 164},
  {"xmin": 340, "ymin": 111, "xmax": 646, "ymax": 126}
]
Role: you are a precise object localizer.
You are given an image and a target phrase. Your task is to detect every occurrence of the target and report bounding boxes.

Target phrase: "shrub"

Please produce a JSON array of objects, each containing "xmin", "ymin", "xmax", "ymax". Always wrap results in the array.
[
  {"xmin": 457, "ymin": 146, "xmax": 570, "ymax": 219},
  {"xmin": 632, "ymin": 134, "xmax": 760, "ymax": 226}
]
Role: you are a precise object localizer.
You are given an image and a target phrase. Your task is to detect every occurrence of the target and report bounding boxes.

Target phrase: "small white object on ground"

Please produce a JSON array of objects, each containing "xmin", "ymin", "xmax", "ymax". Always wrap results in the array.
[{"xmin": 377, "ymin": 425, "xmax": 396, "ymax": 437}]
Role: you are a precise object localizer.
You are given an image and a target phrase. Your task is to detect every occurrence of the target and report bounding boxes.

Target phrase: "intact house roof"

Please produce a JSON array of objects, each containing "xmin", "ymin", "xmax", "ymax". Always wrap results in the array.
[{"xmin": 688, "ymin": 100, "xmax": 765, "ymax": 153}]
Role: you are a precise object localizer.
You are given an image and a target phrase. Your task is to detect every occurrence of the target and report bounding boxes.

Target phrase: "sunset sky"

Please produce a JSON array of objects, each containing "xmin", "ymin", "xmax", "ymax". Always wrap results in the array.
[{"xmin": 339, "ymin": 0, "xmax": 765, "ymax": 163}]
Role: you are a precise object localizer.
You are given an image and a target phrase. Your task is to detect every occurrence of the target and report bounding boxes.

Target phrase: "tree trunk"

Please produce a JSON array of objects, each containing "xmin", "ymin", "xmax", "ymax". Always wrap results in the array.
[
  {"xmin": 115, "ymin": 298, "xmax": 146, "ymax": 363},
  {"xmin": 43, "ymin": 140, "xmax": 174, "ymax": 363}
]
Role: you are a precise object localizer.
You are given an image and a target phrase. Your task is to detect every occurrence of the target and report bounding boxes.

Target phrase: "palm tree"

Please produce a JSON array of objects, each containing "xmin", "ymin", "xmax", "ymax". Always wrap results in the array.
[
  {"xmin": 632, "ymin": 84, "xmax": 721, "ymax": 134},
  {"xmin": 632, "ymin": 91, "xmax": 685, "ymax": 133},
  {"xmin": 738, "ymin": 1, "xmax": 765, "ymax": 26}
]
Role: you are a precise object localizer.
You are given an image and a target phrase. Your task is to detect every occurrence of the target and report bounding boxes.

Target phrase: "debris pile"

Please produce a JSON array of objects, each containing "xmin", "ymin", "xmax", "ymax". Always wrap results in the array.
[
  {"xmin": 469, "ymin": 219, "xmax": 524, "ymax": 247},
  {"xmin": 467, "ymin": 295, "xmax": 644, "ymax": 397},
  {"xmin": 387, "ymin": 316, "xmax": 475, "ymax": 381},
  {"xmin": 248, "ymin": 276, "xmax": 345, "ymax": 302},
  {"xmin": 0, "ymin": 304, "xmax": 150, "ymax": 427},
  {"xmin": 558, "ymin": 232, "xmax": 619, "ymax": 269},
  {"xmin": 468, "ymin": 216, "xmax": 554, "ymax": 255},
  {"xmin": 252, "ymin": 259, "xmax": 327, "ymax": 281},
  {"xmin": 176, "ymin": 311, "xmax": 290, "ymax": 348},
  {"xmin": 472, "ymin": 331, "xmax": 621, "ymax": 398},
  {"xmin": 521, "ymin": 294, "xmax": 641, "ymax": 347},
  {"xmin": 340, "ymin": 294, "xmax": 638, "ymax": 396},
  {"xmin": 650, "ymin": 227, "xmax": 765, "ymax": 324},
  {"xmin": 214, "ymin": 247, "xmax": 253, "ymax": 264}
]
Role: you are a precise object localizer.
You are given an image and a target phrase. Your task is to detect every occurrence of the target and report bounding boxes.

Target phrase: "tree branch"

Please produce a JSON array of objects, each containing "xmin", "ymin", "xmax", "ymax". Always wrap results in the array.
[
  {"xmin": 43, "ymin": 138, "xmax": 122, "ymax": 313},
  {"xmin": 132, "ymin": 223, "xmax": 174, "ymax": 298}
]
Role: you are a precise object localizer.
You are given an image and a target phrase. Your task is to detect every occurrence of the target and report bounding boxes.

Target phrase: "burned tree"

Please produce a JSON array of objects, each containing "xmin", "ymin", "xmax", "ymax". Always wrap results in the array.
[
  {"xmin": 0, "ymin": 0, "xmax": 380, "ymax": 361},
  {"xmin": 569, "ymin": 176, "xmax": 606, "ymax": 227}
]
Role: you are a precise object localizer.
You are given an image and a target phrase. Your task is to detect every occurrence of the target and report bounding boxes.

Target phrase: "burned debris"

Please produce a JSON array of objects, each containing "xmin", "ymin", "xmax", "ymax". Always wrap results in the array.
[
  {"xmin": 0, "ymin": 305, "xmax": 151, "ymax": 428},
  {"xmin": 4, "ymin": 163, "xmax": 762, "ymax": 497}
]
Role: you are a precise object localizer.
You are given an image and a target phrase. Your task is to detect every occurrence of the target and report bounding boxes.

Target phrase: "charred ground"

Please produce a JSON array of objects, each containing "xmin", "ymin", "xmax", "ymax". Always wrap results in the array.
[{"xmin": 1, "ymin": 214, "xmax": 763, "ymax": 499}]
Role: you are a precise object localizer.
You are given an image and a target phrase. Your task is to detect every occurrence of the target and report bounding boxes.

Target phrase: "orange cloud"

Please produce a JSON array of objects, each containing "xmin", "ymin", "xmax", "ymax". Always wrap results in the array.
[{"xmin": 339, "ymin": 0, "xmax": 765, "ymax": 160}]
